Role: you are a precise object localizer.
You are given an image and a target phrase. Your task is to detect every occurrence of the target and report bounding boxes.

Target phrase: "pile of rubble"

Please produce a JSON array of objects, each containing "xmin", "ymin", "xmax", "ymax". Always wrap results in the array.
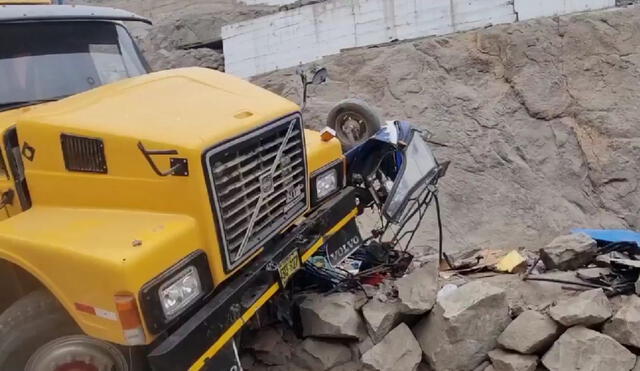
[{"xmin": 242, "ymin": 232, "xmax": 640, "ymax": 370}]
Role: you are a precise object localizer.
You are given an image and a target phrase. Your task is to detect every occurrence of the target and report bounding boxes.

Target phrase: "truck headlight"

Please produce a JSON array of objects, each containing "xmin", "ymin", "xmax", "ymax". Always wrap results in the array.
[
  {"xmin": 139, "ymin": 250, "xmax": 213, "ymax": 334},
  {"xmin": 158, "ymin": 266, "xmax": 202, "ymax": 319},
  {"xmin": 316, "ymin": 169, "xmax": 338, "ymax": 199},
  {"xmin": 311, "ymin": 159, "xmax": 344, "ymax": 206}
]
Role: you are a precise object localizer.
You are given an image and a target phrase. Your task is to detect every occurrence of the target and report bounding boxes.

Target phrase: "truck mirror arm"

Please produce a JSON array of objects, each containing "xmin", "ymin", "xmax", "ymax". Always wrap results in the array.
[{"xmin": 137, "ymin": 141, "xmax": 188, "ymax": 177}]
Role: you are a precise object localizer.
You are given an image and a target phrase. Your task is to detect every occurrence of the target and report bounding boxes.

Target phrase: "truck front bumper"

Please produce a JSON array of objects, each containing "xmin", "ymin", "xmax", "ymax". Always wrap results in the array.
[{"xmin": 147, "ymin": 187, "xmax": 358, "ymax": 371}]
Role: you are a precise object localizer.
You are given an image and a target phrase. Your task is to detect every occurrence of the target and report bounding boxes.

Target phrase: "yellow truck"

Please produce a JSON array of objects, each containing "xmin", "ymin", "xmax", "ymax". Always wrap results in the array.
[{"xmin": 0, "ymin": 2, "xmax": 445, "ymax": 370}]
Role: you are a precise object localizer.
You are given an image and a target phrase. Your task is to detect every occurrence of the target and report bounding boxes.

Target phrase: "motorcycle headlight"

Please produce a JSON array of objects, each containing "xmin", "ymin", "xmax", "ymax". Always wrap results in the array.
[{"xmin": 158, "ymin": 266, "xmax": 202, "ymax": 319}]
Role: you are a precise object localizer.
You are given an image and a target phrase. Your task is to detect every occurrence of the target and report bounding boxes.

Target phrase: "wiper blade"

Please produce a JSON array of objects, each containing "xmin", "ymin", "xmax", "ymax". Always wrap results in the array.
[{"xmin": 0, "ymin": 96, "xmax": 70, "ymax": 111}]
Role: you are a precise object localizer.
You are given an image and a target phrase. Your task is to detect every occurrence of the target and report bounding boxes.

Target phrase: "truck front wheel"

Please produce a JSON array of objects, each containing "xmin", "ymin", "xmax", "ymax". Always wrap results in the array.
[{"xmin": 0, "ymin": 290, "xmax": 129, "ymax": 371}]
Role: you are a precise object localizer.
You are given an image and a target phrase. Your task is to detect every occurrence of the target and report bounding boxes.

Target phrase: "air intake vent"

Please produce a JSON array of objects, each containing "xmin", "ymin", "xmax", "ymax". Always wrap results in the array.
[{"xmin": 60, "ymin": 134, "xmax": 107, "ymax": 174}]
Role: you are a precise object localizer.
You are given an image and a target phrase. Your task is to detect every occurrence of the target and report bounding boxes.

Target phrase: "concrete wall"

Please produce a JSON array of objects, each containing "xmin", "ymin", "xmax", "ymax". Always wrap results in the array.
[
  {"xmin": 241, "ymin": 0, "xmax": 296, "ymax": 5},
  {"xmin": 223, "ymin": 0, "xmax": 515, "ymax": 78},
  {"xmin": 223, "ymin": 0, "xmax": 615, "ymax": 78},
  {"xmin": 515, "ymin": 0, "xmax": 615, "ymax": 20}
]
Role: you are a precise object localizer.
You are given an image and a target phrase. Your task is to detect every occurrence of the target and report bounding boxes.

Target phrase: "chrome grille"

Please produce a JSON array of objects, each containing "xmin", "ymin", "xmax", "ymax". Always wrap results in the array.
[{"xmin": 205, "ymin": 114, "xmax": 308, "ymax": 269}]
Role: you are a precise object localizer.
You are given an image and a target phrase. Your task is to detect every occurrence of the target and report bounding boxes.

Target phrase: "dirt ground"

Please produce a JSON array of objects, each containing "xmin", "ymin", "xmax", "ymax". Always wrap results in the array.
[{"xmin": 75, "ymin": 1, "xmax": 640, "ymax": 258}]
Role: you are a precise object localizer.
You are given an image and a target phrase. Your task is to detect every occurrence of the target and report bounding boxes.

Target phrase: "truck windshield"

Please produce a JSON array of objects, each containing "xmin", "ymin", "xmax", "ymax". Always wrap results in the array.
[{"xmin": 0, "ymin": 21, "xmax": 148, "ymax": 110}]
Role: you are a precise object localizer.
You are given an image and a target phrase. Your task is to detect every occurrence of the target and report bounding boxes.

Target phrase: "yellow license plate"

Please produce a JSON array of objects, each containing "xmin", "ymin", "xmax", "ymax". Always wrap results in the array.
[{"xmin": 278, "ymin": 250, "xmax": 301, "ymax": 286}]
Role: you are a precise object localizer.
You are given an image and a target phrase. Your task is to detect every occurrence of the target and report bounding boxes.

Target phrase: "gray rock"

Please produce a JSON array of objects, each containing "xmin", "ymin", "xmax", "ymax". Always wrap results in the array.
[
  {"xmin": 471, "ymin": 362, "xmax": 490, "ymax": 371},
  {"xmin": 245, "ymin": 327, "xmax": 291, "ymax": 365},
  {"xmin": 603, "ymin": 295, "xmax": 640, "ymax": 348},
  {"xmin": 498, "ymin": 310, "xmax": 560, "ymax": 354},
  {"xmin": 635, "ymin": 276, "xmax": 640, "ymax": 296},
  {"xmin": 396, "ymin": 260, "xmax": 439, "ymax": 315},
  {"xmin": 540, "ymin": 233, "xmax": 597, "ymax": 271},
  {"xmin": 361, "ymin": 299, "xmax": 404, "ymax": 343},
  {"xmin": 542, "ymin": 326, "xmax": 635, "ymax": 371},
  {"xmin": 294, "ymin": 338, "xmax": 352, "ymax": 370},
  {"xmin": 413, "ymin": 280, "xmax": 511, "ymax": 371},
  {"xmin": 417, "ymin": 363, "xmax": 435, "ymax": 371},
  {"xmin": 576, "ymin": 267, "xmax": 612, "ymax": 281},
  {"xmin": 330, "ymin": 361, "xmax": 364, "ymax": 371},
  {"xmin": 299, "ymin": 292, "xmax": 367, "ymax": 340},
  {"xmin": 362, "ymin": 323, "xmax": 422, "ymax": 371},
  {"xmin": 549, "ymin": 289, "xmax": 612, "ymax": 326},
  {"xmin": 633, "ymin": 357, "xmax": 640, "ymax": 371},
  {"xmin": 357, "ymin": 336, "xmax": 375, "ymax": 356},
  {"xmin": 488, "ymin": 349, "xmax": 538, "ymax": 371}
]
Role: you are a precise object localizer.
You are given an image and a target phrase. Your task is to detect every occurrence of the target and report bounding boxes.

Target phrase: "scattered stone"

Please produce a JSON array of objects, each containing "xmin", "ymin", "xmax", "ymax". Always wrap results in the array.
[
  {"xmin": 488, "ymin": 349, "xmax": 537, "ymax": 371},
  {"xmin": 498, "ymin": 310, "xmax": 560, "ymax": 354},
  {"xmin": 330, "ymin": 361, "xmax": 363, "ymax": 371},
  {"xmin": 413, "ymin": 281, "xmax": 511, "ymax": 371},
  {"xmin": 542, "ymin": 326, "xmax": 635, "ymax": 371},
  {"xmin": 357, "ymin": 336, "xmax": 375, "ymax": 356},
  {"xmin": 539, "ymin": 233, "xmax": 597, "ymax": 271},
  {"xmin": 245, "ymin": 327, "xmax": 291, "ymax": 365},
  {"xmin": 549, "ymin": 289, "xmax": 612, "ymax": 327},
  {"xmin": 396, "ymin": 260, "xmax": 438, "ymax": 315},
  {"xmin": 437, "ymin": 283, "xmax": 458, "ymax": 301},
  {"xmin": 471, "ymin": 361, "xmax": 490, "ymax": 371},
  {"xmin": 417, "ymin": 364, "xmax": 434, "ymax": 371},
  {"xmin": 603, "ymin": 295, "xmax": 640, "ymax": 348},
  {"xmin": 294, "ymin": 338, "xmax": 352, "ymax": 370},
  {"xmin": 362, "ymin": 299, "xmax": 404, "ymax": 343},
  {"xmin": 576, "ymin": 267, "xmax": 612, "ymax": 281},
  {"xmin": 299, "ymin": 292, "xmax": 367, "ymax": 340},
  {"xmin": 362, "ymin": 323, "xmax": 422, "ymax": 371}
]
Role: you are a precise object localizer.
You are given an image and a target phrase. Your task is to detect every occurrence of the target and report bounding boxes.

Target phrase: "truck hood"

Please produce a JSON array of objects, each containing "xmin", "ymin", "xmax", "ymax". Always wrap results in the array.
[{"xmin": 18, "ymin": 67, "xmax": 300, "ymax": 151}]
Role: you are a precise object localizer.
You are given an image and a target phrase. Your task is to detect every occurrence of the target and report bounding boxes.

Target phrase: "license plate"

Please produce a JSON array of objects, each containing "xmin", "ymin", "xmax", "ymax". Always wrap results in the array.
[
  {"xmin": 325, "ymin": 220, "xmax": 362, "ymax": 267},
  {"xmin": 278, "ymin": 249, "xmax": 301, "ymax": 286}
]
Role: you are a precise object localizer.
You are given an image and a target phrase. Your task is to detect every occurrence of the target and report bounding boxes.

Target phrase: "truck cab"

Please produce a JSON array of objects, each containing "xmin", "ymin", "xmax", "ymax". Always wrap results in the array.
[{"xmin": 0, "ymin": 4, "xmax": 353, "ymax": 371}]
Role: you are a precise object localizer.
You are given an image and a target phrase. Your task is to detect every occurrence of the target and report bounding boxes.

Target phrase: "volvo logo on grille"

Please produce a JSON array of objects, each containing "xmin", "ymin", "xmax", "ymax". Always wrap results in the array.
[{"xmin": 260, "ymin": 173, "xmax": 274, "ymax": 194}]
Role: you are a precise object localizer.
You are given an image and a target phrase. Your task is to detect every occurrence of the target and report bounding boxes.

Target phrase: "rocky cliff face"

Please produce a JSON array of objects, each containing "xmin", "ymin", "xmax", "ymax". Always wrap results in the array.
[
  {"xmin": 253, "ymin": 7, "xmax": 640, "ymax": 255},
  {"xmin": 71, "ymin": 0, "xmax": 640, "ymax": 255}
]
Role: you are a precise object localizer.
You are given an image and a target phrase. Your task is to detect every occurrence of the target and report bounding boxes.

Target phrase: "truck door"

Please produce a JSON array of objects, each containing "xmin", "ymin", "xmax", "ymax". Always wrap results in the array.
[{"xmin": 0, "ymin": 127, "xmax": 30, "ymax": 219}]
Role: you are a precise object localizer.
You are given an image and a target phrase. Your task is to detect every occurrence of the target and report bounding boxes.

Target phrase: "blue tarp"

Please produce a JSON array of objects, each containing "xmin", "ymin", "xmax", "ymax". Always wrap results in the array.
[{"xmin": 572, "ymin": 228, "xmax": 640, "ymax": 246}]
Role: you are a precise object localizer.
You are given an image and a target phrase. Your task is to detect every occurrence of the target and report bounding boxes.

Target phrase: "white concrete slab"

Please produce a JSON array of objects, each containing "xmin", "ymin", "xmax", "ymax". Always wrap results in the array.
[
  {"xmin": 223, "ymin": 0, "xmax": 515, "ymax": 78},
  {"xmin": 514, "ymin": 0, "xmax": 615, "ymax": 20}
]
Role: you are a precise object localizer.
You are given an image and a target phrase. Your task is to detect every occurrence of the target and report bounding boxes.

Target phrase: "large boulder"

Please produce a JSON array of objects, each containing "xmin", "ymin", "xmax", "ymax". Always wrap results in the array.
[
  {"xmin": 539, "ymin": 233, "xmax": 597, "ymax": 271},
  {"xmin": 497, "ymin": 310, "xmax": 560, "ymax": 354},
  {"xmin": 549, "ymin": 289, "xmax": 612, "ymax": 327},
  {"xmin": 413, "ymin": 281, "xmax": 511, "ymax": 371},
  {"xmin": 299, "ymin": 292, "xmax": 367, "ymax": 340},
  {"xmin": 293, "ymin": 338, "xmax": 352, "ymax": 370},
  {"xmin": 542, "ymin": 326, "xmax": 635, "ymax": 371},
  {"xmin": 603, "ymin": 295, "xmax": 640, "ymax": 348},
  {"xmin": 361, "ymin": 323, "xmax": 422, "ymax": 371},
  {"xmin": 361, "ymin": 299, "xmax": 404, "ymax": 343},
  {"xmin": 245, "ymin": 327, "xmax": 291, "ymax": 365},
  {"xmin": 396, "ymin": 260, "xmax": 439, "ymax": 315},
  {"xmin": 488, "ymin": 349, "xmax": 538, "ymax": 371}
]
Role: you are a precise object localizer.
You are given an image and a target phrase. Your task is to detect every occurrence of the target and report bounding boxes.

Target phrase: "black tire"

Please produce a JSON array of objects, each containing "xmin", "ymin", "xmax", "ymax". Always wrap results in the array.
[
  {"xmin": 0, "ymin": 290, "xmax": 79, "ymax": 369},
  {"xmin": 326, "ymin": 98, "xmax": 382, "ymax": 151},
  {"xmin": 0, "ymin": 290, "xmax": 134, "ymax": 371}
]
